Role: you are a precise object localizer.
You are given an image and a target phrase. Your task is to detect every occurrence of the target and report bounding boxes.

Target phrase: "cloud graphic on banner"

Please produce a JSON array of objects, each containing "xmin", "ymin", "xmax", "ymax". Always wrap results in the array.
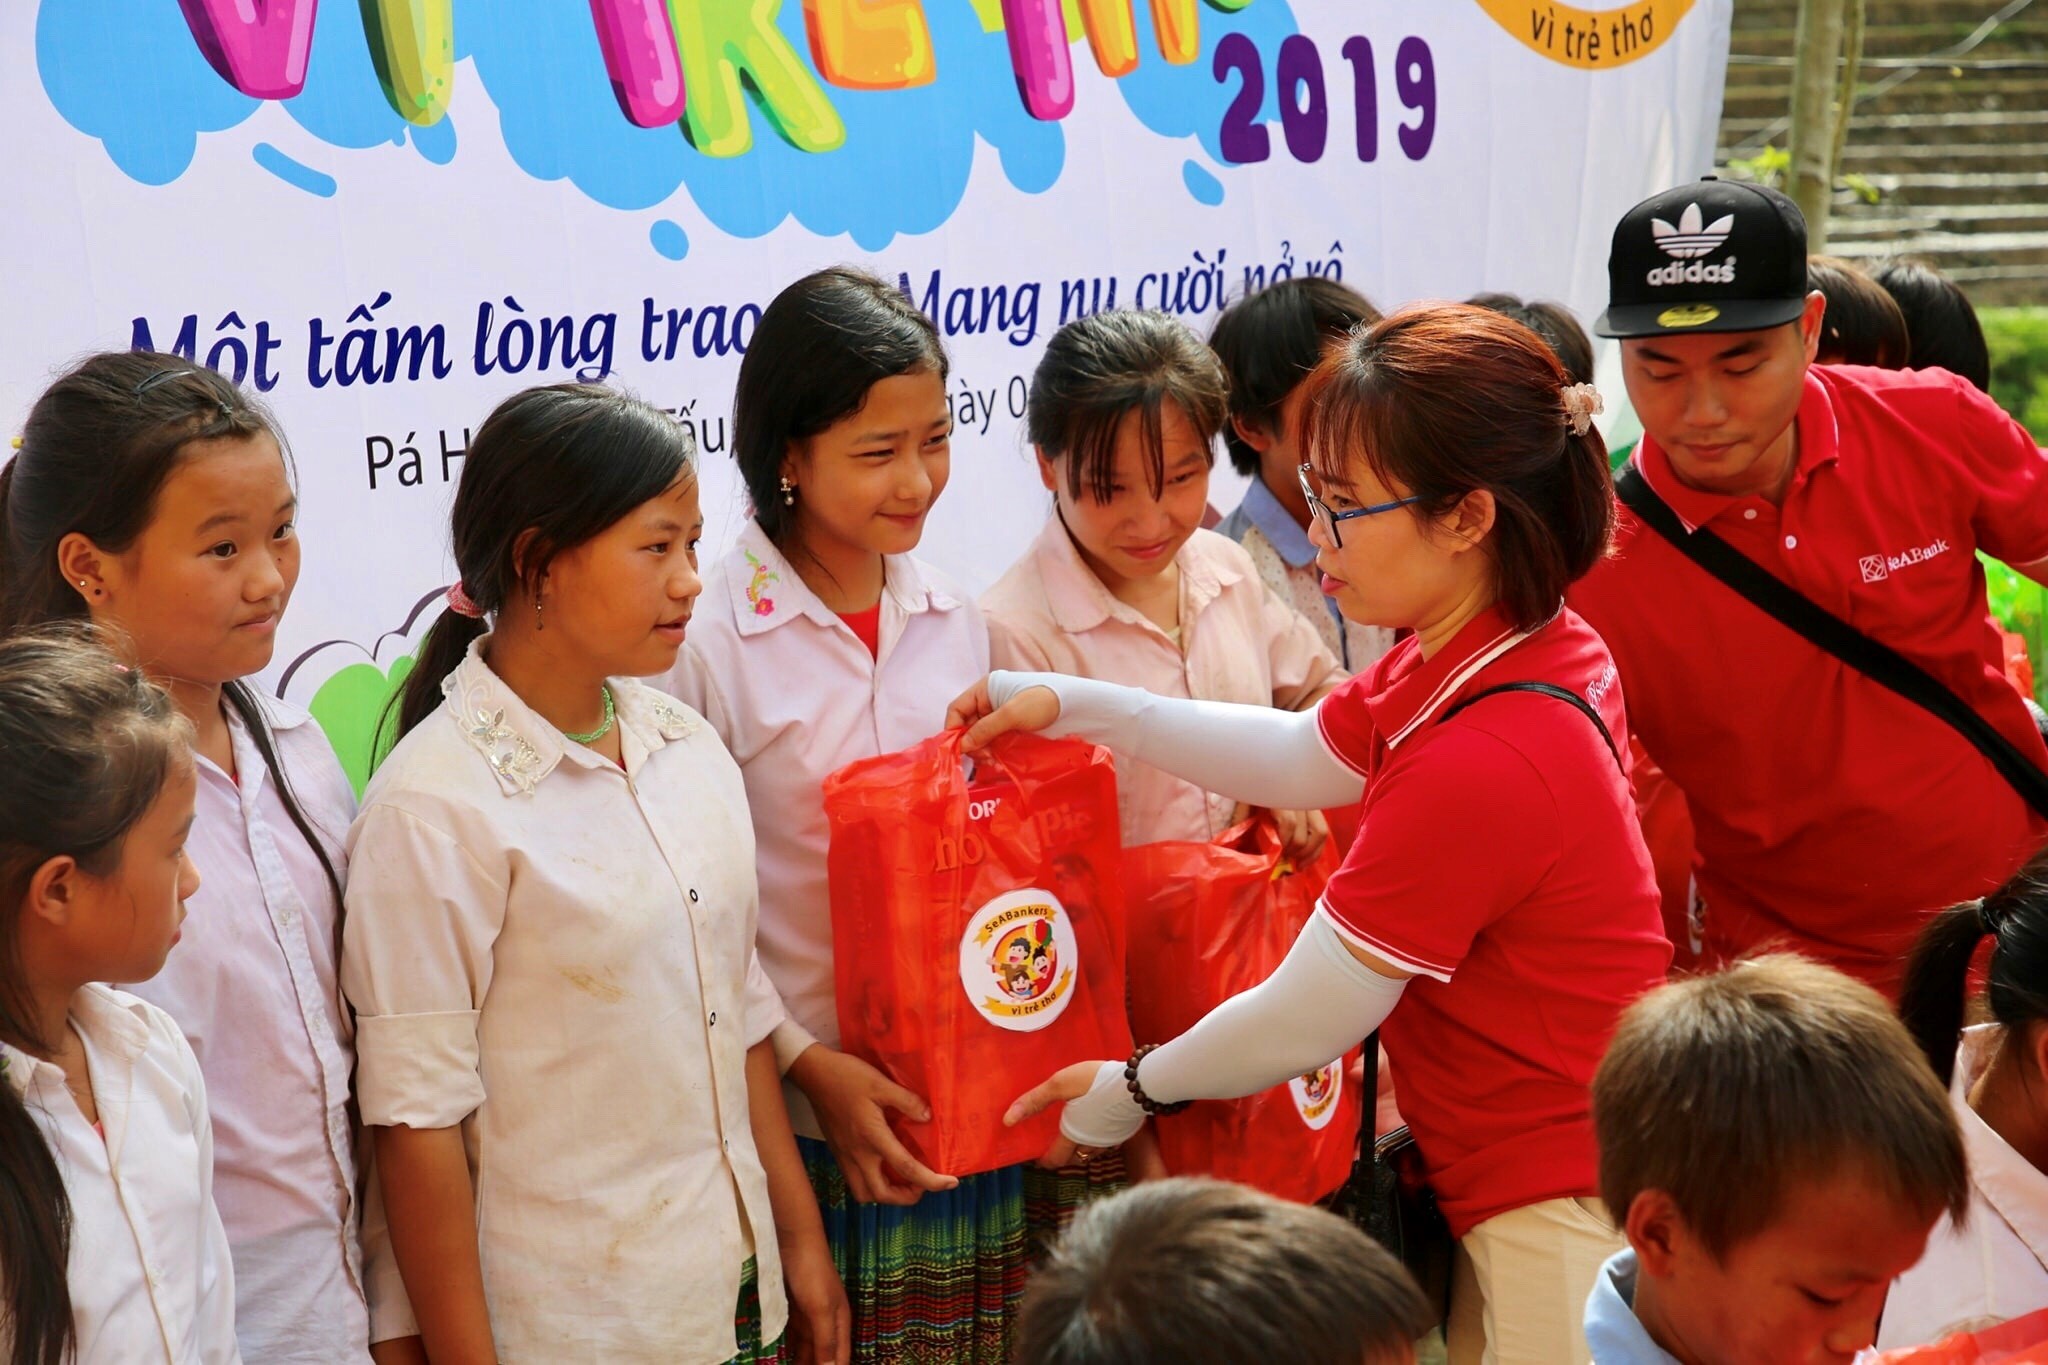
[
  {"xmin": 37, "ymin": 0, "xmax": 1298, "ymax": 244},
  {"xmin": 467, "ymin": 0, "xmax": 1064, "ymax": 247},
  {"xmin": 1116, "ymin": 0, "xmax": 1295, "ymax": 173},
  {"xmin": 282, "ymin": 6, "xmax": 423, "ymax": 151},
  {"xmin": 38, "ymin": 0, "xmax": 456, "ymax": 183},
  {"xmin": 36, "ymin": 0, "xmax": 258, "ymax": 185}
]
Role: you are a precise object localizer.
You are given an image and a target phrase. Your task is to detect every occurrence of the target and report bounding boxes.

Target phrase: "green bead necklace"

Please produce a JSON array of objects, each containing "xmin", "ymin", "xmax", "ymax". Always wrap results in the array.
[{"xmin": 563, "ymin": 685, "xmax": 616, "ymax": 745}]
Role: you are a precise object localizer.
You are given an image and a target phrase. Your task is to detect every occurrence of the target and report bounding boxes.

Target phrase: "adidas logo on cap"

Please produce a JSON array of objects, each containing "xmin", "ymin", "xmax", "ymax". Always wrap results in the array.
[
  {"xmin": 1646, "ymin": 202, "xmax": 1737, "ymax": 286},
  {"xmin": 1652, "ymin": 203, "xmax": 1734, "ymax": 259}
]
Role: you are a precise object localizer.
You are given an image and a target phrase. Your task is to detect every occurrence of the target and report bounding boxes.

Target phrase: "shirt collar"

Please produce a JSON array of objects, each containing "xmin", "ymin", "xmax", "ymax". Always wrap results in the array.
[
  {"xmin": 1953, "ymin": 1026, "xmax": 2048, "ymax": 1263},
  {"xmin": 1234, "ymin": 477, "xmax": 1318, "ymax": 568},
  {"xmin": 1366, "ymin": 604, "xmax": 1538, "ymax": 749},
  {"xmin": 440, "ymin": 636, "xmax": 700, "ymax": 797},
  {"xmin": 0, "ymin": 984, "xmax": 153, "ymax": 1100},
  {"xmin": 1033, "ymin": 516, "xmax": 1242, "ymax": 635},
  {"xmin": 724, "ymin": 519, "xmax": 961, "ymax": 638},
  {"xmin": 200, "ymin": 692, "xmax": 313, "ymax": 801},
  {"xmin": 1634, "ymin": 369, "xmax": 1841, "ymax": 532},
  {"xmin": 1583, "ymin": 1250, "xmax": 1683, "ymax": 1365}
]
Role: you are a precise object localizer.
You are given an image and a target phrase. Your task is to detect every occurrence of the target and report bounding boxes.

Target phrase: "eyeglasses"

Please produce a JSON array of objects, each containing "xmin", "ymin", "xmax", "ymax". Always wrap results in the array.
[{"xmin": 1297, "ymin": 463, "xmax": 1423, "ymax": 549}]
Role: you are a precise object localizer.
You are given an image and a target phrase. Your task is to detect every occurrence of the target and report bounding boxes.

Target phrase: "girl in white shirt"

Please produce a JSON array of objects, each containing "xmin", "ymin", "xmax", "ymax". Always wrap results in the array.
[
  {"xmin": 666, "ymin": 268, "xmax": 1027, "ymax": 1361},
  {"xmin": 1885, "ymin": 853, "xmax": 2048, "ymax": 1347},
  {"xmin": 345, "ymin": 383, "xmax": 844, "ymax": 1365},
  {"xmin": 0, "ymin": 352, "xmax": 406, "ymax": 1364},
  {"xmin": 0, "ymin": 629, "xmax": 238, "ymax": 1365}
]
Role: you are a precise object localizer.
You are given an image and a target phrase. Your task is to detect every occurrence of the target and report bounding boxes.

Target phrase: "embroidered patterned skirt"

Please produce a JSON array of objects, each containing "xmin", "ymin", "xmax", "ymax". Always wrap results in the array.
[
  {"xmin": 799, "ymin": 1137, "xmax": 1032, "ymax": 1363},
  {"xmin": 728, "ymin": 1257, "xmax": 785, "ymax": 1365},
  {"xmin": 1022, "ymin": 1153, "xmax": 1129, "ymax": 1260}
]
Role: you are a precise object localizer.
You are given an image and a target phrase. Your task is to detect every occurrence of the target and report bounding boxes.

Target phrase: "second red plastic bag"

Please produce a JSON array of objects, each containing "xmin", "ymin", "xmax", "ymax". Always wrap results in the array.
[{"xmin": 1123, "ymin": 817, "xmax": 1361, "ymax": 1204}]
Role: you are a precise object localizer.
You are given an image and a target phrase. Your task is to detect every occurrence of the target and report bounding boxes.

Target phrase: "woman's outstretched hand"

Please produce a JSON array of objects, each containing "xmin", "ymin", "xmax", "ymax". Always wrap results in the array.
[
  {"xmin": 944, "ymin": 677, "xmax": 1062, "ymax": 753},
  {"xmin": 1004, "ymin": 1059, "xmax": 1144, "ymax": 1168}
]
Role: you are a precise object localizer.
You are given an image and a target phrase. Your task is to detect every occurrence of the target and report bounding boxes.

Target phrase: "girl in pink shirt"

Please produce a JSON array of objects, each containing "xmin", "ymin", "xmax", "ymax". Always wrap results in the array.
[{"xmin": 981, "ymin": 309, "xmax": 1343, "ymax": 856}]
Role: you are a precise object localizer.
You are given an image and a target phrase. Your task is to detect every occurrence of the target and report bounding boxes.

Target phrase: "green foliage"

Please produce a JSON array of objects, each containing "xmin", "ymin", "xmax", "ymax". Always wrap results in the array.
[
  {"xmin": 1721, "ymin": 144, "xmax": 1880, "ymax": 204},
  {"xmin": 1984, "ymin": 308, "xmax": 2048, "ymax": 444}
]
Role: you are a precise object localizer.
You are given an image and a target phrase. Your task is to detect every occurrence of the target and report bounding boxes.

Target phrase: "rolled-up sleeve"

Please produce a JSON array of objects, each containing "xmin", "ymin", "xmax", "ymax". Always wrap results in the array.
[
  {"xmin": 742, "ymin": 949, "xmax": 788, "ymax": 1050},
  {"xmin": 340, "ymin": 803, "xmax": 508, "ymax": 1129}
]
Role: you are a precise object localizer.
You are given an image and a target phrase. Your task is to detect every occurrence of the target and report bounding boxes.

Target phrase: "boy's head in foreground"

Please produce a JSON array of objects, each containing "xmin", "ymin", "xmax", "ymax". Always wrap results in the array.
[
  {"xmin": 1015, "ymin": 1176, "xmax": 1430, "ymax": 1365},
  {"xmin": 1592, "ymin": 955, "xmax": 1968, "ymax": 1365}
]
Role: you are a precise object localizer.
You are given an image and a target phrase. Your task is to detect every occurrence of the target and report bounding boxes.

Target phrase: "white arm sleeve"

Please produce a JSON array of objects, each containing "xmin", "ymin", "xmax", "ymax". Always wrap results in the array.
[
  {"xmin": 1058, "ymin": 913, "xmax": 1407, "ymax": 1148},
  {"xmin": 987, "ymin": 670, "xmax": 1364, "ymax": 811}
]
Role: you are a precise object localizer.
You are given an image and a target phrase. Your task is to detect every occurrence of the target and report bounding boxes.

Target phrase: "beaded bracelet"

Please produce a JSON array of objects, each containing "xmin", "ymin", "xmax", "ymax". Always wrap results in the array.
[{"xmin": 1123, "ymin": 1044, "xmax": 1191, "ymax": 1116}]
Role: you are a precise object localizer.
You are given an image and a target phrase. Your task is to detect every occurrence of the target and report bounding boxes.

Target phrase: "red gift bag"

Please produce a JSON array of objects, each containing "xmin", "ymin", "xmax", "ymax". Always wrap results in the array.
[
  {"xmin": 823, "ymin": 729, "xmax": 1132, "ymax": 1179},
  {"xmin": 1865, "ymin": 1306, "xmax": 2048, "ymax": 1362},
  {"xmin": 1122, "ymin": 817, "xmax": 1361, "ymax": 1204}
]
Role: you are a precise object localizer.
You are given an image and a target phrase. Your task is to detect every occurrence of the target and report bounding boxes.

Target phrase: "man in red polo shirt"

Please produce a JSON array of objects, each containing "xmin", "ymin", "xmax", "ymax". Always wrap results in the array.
[{"xmin": 1570, "ymin": 178, "xmax": 2048, "ymax": 995}]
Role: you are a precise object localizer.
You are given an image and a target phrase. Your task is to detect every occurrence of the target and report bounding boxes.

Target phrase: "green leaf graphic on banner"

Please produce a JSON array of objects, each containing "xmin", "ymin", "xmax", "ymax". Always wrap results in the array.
[{"xmin": 309, "ymin": 653, "xmax": 417, "ymax": 797}]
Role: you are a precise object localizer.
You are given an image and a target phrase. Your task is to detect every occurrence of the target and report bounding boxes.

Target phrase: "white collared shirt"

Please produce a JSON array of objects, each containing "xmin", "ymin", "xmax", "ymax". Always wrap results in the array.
[
  {"xmin": 664, "ymin": 520, "xmax": 988, "ymax": 1136},
  {"xmin": 117, "ymin": 697, "xmax": 383, "ymax": 1361},
  {"xmin": 1, "ymin": 985, "xmax": 240, "ymax": 1364},
  {"xmin": 340, "ymin": 640, "xmax": 785, "ymax": 1363},
  {"xmin": 1880, "ymin": 1026, "xmax": 2048, "ymax": 1348}
]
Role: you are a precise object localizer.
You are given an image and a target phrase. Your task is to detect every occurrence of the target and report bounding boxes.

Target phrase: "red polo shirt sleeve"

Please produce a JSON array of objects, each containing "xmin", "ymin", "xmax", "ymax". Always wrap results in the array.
[
  {"xmin": 1318, "ymin": 725, "xmax": 1559, "ymax": 982},
  {"xmin": 1959, "ymin": 380, "xmax": 2048, "ymax": 566}
]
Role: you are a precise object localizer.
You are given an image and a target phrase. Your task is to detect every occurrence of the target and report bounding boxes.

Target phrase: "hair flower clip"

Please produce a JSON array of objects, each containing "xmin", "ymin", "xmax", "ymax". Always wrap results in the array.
[{"xmin": 1561, "ymin": 382, "xmax": 1605, "ymax": 437}]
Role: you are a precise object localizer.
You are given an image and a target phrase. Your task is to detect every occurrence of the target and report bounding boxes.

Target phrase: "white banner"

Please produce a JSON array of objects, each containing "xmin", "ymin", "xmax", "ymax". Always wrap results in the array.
[{"xmin": 5, "ymin": 0, "xmax": 1730, "ymax": 786}]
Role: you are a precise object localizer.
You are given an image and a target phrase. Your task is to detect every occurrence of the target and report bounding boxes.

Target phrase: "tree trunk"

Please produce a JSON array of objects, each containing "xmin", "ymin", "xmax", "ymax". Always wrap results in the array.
[
  {"xmin": 1824, "ymin": 0, "xmax": 1869, "ymax": 242},
  {"xmin": 1788, "ymin": 0, "xmax": 1850, "ymax": 250}
]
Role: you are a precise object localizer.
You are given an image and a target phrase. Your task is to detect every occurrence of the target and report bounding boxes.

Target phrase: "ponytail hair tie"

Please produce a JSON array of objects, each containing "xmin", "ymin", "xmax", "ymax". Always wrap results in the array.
[
  {"xmin": 1980, "ymin": 896, "xmax": 2010, "ymax": 938},
  {"xmin": 446, "ymin": 582, "xmax": 486, "ymax": 619},
  {"xmin": 1561, "ymin": 382, "xmax": 1605, "ymax": 438}
]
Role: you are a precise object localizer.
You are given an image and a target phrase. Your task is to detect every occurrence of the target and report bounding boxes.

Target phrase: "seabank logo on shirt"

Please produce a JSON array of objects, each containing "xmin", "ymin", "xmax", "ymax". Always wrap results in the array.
[{"xmin": 1859, "ymin": 537, "xmax": 1953, "ymax": 584}]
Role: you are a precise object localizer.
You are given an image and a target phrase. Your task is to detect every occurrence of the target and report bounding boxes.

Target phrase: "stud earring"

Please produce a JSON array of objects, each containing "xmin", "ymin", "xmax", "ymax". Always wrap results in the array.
[{"xmin": 779, "ymin": 478, "xmax": 795, "ymax": 507}]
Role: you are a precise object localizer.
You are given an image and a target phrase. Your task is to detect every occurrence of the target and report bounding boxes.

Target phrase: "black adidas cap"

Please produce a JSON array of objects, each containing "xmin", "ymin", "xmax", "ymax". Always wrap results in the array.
[{"xmin": 1594, "ymin": 177, "xmax": 1810, "ymax": 338}]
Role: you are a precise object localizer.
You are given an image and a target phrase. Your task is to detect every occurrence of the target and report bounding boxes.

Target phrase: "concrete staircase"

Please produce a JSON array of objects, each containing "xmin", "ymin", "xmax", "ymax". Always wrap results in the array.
[{"xmin": 1717, "ymin": 0, "xmax": 2048, "ymax": 304}]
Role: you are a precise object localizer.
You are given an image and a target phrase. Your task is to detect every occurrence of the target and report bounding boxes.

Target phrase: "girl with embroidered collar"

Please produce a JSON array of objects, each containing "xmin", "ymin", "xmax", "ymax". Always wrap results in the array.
[
  {"xmin": 0, "ymin": 352, "xmax": 406, "ymax": 1364},
  {"xmin": 667, "ymin": 267, "xmax": 1036, "ymax": 1360},
  {"xmin": 351, "ymin": 384, "xmax": 844, "ymax": 1364},
  {"xmin": 0, "ymin": 629, "xmax": 236, "ymax": 1365}
]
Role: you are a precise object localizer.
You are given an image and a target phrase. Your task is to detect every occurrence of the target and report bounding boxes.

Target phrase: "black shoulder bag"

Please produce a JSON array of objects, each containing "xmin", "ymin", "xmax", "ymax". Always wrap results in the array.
[
  {"xmin": 1614, "ymin": 464, "xmax": 2048, "ymax": 818},
  {"xmin": 1338, "ymin": 681, "xmax": 1622, "ymax": 1327}
]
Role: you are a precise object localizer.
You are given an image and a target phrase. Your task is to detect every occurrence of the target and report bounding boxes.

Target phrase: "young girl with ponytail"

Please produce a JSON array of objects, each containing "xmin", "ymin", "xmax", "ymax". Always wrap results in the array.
[
  {"xmin": 0, "ymin": 628, "xmax": 235, "ymax": 1365},
  {"xmin": 0, "ymin": 352, "xmax": 408, "ymax": 1362},
  {"xmin": 345, "ymin": 383, "xmax": 843, "ymax": 1364},
  {"xmin": 1884, "ymin": 854, "xmax": 2048, "ymax": 1346}
]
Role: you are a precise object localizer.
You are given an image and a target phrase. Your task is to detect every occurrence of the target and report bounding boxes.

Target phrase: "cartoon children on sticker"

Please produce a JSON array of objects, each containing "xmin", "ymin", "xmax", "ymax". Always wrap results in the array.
[{"xmin": 992, "ymin": 919, "xmax": 1058, "ymax": 1002}]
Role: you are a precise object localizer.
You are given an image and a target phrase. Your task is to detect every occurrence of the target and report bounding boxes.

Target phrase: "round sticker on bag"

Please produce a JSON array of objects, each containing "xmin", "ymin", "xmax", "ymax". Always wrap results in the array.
[
  {"xmin": 1290, "ymin": 1062, "xmax": 1343, "ymax": 1130},
  {"xmin": 960, "ymin": 887, "xmax": 1079, "ymax": 1031}
]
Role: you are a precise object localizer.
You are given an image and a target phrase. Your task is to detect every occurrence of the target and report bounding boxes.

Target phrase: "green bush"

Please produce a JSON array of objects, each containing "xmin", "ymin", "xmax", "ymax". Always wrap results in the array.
[{"xmin": 1985, "ymin": 308, "xmax": 2048, "ymax": 443}]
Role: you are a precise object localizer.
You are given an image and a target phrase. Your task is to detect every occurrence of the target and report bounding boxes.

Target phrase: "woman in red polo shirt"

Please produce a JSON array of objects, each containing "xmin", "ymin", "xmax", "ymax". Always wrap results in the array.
[{"xmin": 949, "ymin": 306, "xmax": 1670, "ymax": 1365}]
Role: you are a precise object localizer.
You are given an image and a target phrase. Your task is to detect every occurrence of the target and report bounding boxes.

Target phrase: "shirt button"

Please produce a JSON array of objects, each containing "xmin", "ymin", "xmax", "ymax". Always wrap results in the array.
[
  {"xmin": 146, "ymin": 1265, "xmax": 163, "ymax": 1288},
  {"xmin": 708, "ymin": 1011, "xmax": 718, "ymax": 1026},
  {"xmin": 1742, "ymin": 508, "xmax": 1758, "ymax": 521},
  {"xmin": 1784, "ymin": 535, "xmax": 1798, "ymax": 549},
  {"xmin": 688, "ymin": 889, "xmax": 700, "ymax": 904}
]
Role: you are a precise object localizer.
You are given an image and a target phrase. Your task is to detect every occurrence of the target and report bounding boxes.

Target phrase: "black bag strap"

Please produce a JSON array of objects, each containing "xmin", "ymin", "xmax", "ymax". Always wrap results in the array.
[
  {"xmin": 1615, "ymin": 463, "xmax": 2048, "ymax": 820},
  {"xmin": 1439, "ymin": 681, "xmax": 1624, "ymax": 772}
]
